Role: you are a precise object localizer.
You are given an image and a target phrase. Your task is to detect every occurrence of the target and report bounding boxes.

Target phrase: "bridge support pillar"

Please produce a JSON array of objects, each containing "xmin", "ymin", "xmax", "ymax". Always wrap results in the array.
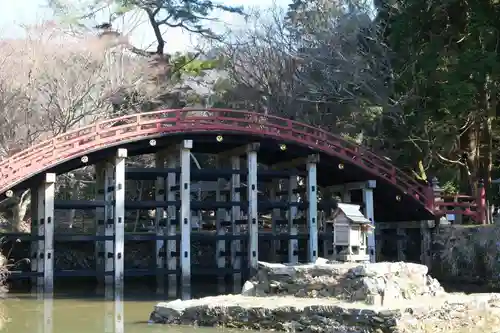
[
  {"xmin": 30, "ymin": 187, "xmax": 39, "ymax": 288},
  {"xmin": 95, "ymin": 162, "xmax": 105, "ymax": 286},
  {"xmin": 43, "ymin": 173, "xmax": 55, "ymax": 291},
  {"xmin": 104, "ymin": 162, "xmax": 115, "ymax": 287},
  {"xmin": 396, "ymin": 227, "xmax": 407, "ymax": 261},
  {"xmin": 180, "ymin": 140, "xmax": 192, "ymax": 299},
  {"xmin": 166, "ymin": 154, "xmax": 178, "ymax": 298},
  {"xmin": 96, "ymin": 162, "xmax": 114, "ymax": 287},
  {"xmin": 247, "ymin": 143, "xmax": 259, "ymax": 275},
  {"xmin": 420, "ymin": 220, "xmax": 433, "ymax": 269},
  {"xmin": 269, "ymin": 179, "xmax": 281, "ymax": 262},
  {"xmin": 31, "ymin": 173, "xmax": 55, "ymax": 290},
  {"xmin": 362, "ymin": 181, "xmax": 376, "ymax": 263},
  {"xmin": 307, "ymin": 154, "xmax": 319, "ymax": 263},
  {"xmin": 114, "ymin": 149, "xmax": 127, "ymax": 290},
  {"xmin": 342, "ymin": 188, "xmax": 351, "ymax": 203},
  {"xmin": 287, "ymin": 175, "xmax": 299, "ymax": 264},
  {"xmin": 215, "ymin": 156, "xmax": 229, "ymax": 294},
  {"xmin": 155, "ymin": 151, "xmax": 166, "ymax": 294},
  {"xmin": 230, "ymin": 156, "xmax": 242, "ymax": 292}
]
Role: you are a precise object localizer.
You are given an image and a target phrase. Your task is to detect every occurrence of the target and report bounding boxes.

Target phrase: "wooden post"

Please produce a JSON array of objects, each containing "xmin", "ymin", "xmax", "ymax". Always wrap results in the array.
[
  {"xmin": 154, "ymin": 152, "xmax": 166, "ymax": 294},
  {"xmin": 375, "ymin": 228, "xmax": 382, "ymax": 261},
  {"xmin": 104, "ymin": 162, "xmax": 115, "ymax": 288},
  {"xmin": 396, "ymin": 227, "xmax": 406, "ymax": 261},
  {"xmin": 230, "ymin": 156, "xmax": 242, "ymax": 292},
  {"xmin": 269, "ymin": 179, "xmax": 281, "ymax": 262},
  {"xmin": 180, "ymin": 140, "xmax": 192, "ymax": 299},
  {"xmin": 215, "ymin": 156, "xmax": 227, "ymax": 294},
  {"xmin": 30, "ymin": 186, "xmax": 39, "ymax": 289},
  {"xmin": 247, "ymin": 144, "xmax": 259, "ymax": 274},
  {"xmin": 114, "ymin": 149, "xmax": 127, "ymax": 290},
  {"xmin": 288, "ymin": 176, "xmax": 299, "ymax": 264},
  {"xmin": 166, "ymin": 154, "xmax": 178, "ymax": 298},
  {"xmin": 306, "ymin": 154, "xmax": 319, "ymax": 263},
  {"xmin": 43, "ymin": 173, "xmax": 56, "ymax": 291},
  {"xmin": 362, "ymin": 181, "xmax": 376, "ymax": 263},
  {"xmin": 95, "ymin": 163, "xmax": 106, "ymax": 286},
  {"xmin": 420, "ymin": 220, "xmax": 432, "ymax": 269}
]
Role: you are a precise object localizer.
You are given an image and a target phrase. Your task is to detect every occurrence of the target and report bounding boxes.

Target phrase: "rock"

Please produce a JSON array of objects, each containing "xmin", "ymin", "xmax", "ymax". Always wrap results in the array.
[
  {"xmin": 241, "ymin": 281, "xmax": 256, "ymax": 296},
  {"xmin": 243, "ymin": 259, "xmax": 445, "ymax": 304},
  {"xmin": 315, "ymin": 257, "xmax": 330, "ymax": 265},
  {"xmin": 150, "ymin": 294, "xmax": 403, "ymax": 331},
  {"xmin": 150, "ymin": 293, "xmax": 500, "ymax": 332},
  {"xmin": 151, "ymin": 299, "xmax": 187, "ymax": 322},
  {"xmin": 150, "ymin": 259, "xmax": 500, "ymax": 332}
]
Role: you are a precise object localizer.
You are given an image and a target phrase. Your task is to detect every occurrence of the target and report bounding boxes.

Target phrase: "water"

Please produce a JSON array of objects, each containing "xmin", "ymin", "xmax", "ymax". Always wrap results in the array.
[{"xmin": 0, "ymin": 286, "xmax": 222, "ymax": 333}]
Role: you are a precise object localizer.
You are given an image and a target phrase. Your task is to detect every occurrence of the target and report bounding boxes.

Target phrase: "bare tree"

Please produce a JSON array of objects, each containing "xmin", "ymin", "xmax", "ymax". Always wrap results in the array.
[
  {"xmin": 218, "ymin": 2, "xmax": 391, "ymax": 138},
  {"xmin": 0, "ymin": 22, "xmax": 164, "ymax": 231}
]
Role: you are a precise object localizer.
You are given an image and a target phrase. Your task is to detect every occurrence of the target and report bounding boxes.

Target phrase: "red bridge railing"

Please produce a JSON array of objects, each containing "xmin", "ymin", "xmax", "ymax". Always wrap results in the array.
[
  {"xmin": 430, "ymin": 179, "xmax": 487, "ymax": 224},
  {"xmin": 0, "ymin": 108, "xmax": 488, "ymax": 223}
]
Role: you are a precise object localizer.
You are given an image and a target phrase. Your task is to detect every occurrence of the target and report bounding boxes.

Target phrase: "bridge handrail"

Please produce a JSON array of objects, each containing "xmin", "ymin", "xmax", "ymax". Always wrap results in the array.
[{"xmin": 0, "ymin": 108, "xmax": 431, "ymax": 207}]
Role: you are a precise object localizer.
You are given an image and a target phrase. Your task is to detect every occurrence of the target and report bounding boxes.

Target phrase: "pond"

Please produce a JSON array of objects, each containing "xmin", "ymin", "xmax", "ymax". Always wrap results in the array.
[{"xmin": 0, "ymin": 282, "xmax": 224, "ymax": 333}]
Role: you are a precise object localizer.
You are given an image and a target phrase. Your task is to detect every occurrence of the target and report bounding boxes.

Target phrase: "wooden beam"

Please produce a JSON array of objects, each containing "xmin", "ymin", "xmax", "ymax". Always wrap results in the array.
[
  {"xmin": 377, "ymin": 220, "xmax": 435, "ymax": 230},
  {"xmin": 217, "ymin": 143, "xmax": 260, "ymax": 159},
  {"xmin": 329, "ymin": 180, "xmax": 376, "ymax": 193}
]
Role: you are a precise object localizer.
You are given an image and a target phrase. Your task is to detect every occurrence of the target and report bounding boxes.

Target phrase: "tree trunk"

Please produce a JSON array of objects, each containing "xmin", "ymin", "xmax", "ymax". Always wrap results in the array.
[
  {"xmin": 479, "ymin": 76, "xmax": 497, "ymax": 197},
  {"xmin": 12, "ymin": 190, "xmax": 31, "ymax": 232},
  {"xmin": 459, "ymin": 121, "xmax": 480, "ymax": 194}
]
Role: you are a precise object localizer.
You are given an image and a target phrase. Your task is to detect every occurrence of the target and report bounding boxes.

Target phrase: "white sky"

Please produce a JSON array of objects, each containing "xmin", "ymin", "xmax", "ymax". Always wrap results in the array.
[{"xmin": 0, "ymin": 0, "xmax": 290, "ymax": 53}]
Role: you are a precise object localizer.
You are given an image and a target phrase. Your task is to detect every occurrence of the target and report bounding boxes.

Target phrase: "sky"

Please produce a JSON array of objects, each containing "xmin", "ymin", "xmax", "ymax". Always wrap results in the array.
[{"xmin": 0, "ymin": 0, "xmax": 290, "ymax": 53}]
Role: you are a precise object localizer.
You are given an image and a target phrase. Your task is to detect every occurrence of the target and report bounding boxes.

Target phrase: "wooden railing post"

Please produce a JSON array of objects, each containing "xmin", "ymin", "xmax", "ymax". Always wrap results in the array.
[
  {"xmin": 428, "ymin": 177, "xmax": 441, "ymax": 212},
  {"xmin": 477, "ymin": 179, "xmax": 486, "ymax": 224}
]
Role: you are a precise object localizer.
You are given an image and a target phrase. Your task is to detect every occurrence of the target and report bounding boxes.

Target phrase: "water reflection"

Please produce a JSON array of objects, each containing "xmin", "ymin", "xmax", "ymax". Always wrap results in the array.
[
  {"xmin": 33, "ymin": 290, "xmax": 53, "ymax": 333},
  {"xmin": 1, "ymin": 279, "xmax": 233, "ymax": 333},
  {"xmin": 1, "ymin": 287, "xmax": 206, "ymax": 333},
  {"xmin": 30, "ymin": 288, "xmax": 125, "ymax": 333}
]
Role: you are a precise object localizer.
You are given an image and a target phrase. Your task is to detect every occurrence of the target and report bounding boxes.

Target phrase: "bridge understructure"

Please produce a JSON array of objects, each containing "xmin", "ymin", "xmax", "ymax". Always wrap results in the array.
[{"xmin": 0, "ymin": 109, "xmax": 486, "ymax": 297}]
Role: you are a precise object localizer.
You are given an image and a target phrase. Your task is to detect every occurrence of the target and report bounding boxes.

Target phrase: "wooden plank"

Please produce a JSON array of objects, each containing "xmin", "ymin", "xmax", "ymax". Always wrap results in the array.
[{"xmin": 377, "ymin": 220, "xmax": 435, "ymax": 230}]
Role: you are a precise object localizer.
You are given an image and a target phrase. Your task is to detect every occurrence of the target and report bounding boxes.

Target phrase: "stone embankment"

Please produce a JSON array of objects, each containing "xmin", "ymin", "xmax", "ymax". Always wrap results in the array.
[{"xmin": 150, "ymin": 259, "xmax": 500, "ymax": 333}]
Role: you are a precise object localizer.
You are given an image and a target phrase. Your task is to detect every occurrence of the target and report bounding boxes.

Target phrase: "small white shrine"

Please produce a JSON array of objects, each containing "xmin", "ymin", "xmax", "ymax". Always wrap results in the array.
[{"xmin": 325, "ymin": 203, "xmax": 373, "ymax": 262}]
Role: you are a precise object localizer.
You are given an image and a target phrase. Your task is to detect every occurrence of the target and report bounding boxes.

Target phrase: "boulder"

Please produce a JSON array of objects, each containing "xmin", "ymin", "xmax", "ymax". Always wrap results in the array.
[{"xmin": 243, "ymin": 259, "xmax": 445, "ymax": 306}]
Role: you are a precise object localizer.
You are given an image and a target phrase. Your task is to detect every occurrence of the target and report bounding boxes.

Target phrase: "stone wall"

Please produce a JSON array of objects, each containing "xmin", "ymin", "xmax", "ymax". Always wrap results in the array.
[
  {"xmin": 150, "ymin": 260, "xmax": 500, "ymax": 332},
  {"xmin": 241, "ymin": 260, "xmax": 444, "ymax": 306},
  {"xmin": 431, "ymin": 224, "xmax": 500, "ymax": 287}
]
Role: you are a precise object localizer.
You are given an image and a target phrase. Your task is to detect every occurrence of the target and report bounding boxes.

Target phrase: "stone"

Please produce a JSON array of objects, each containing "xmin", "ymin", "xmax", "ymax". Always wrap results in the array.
[
  {"xmin": 149, "ymin": 260, "xmax": 500, "ymax": 332},
  {"xmin": 315, "ymin": 257, "xmax": 330, "ymax": 265},
  {"xmin": 241, "ymin": 281, "xmax": 256, "ymax": 296},
  {"xmin": 150, "ymin": 294, "xmax": 402, "ymax": 331},
  {"xmin": 244, "ymin": 259, "xmax": 444, "ymax": 304},
  {"xmin": 150, "ymin": 293, "xmax": 500, "ymax": 332}
]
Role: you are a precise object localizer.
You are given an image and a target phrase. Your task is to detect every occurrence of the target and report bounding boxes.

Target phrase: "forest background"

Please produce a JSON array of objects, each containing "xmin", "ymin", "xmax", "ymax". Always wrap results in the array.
[{"xmin": 0, "ymin": 0, "xmax": 499, "ymax": 230}]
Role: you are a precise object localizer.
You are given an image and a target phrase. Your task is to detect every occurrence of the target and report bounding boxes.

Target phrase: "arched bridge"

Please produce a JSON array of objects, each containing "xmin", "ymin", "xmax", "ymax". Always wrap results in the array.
[{"xmin": 0, "ymin": 108, "xmax": 485, "ymax": 223}]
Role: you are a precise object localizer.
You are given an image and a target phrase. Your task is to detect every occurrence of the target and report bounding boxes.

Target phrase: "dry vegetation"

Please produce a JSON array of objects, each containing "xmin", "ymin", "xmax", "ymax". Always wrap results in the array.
[
  {"xmin": 0, "ymin": 22, "xmax": 162, "ymax": 156},
  {"xmin": 0, "ymin": 22, "xmax": 166, "ymax": 232},
  {"xmin": 0, "ymin": 253, "xmax": 7, "ymax": 296}
]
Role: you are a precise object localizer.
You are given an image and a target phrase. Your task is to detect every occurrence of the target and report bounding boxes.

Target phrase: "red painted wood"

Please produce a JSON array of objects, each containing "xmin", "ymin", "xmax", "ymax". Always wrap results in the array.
[{"xmin": 0, "ymin": 108, "xmax": 480, "ymax": 221}]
